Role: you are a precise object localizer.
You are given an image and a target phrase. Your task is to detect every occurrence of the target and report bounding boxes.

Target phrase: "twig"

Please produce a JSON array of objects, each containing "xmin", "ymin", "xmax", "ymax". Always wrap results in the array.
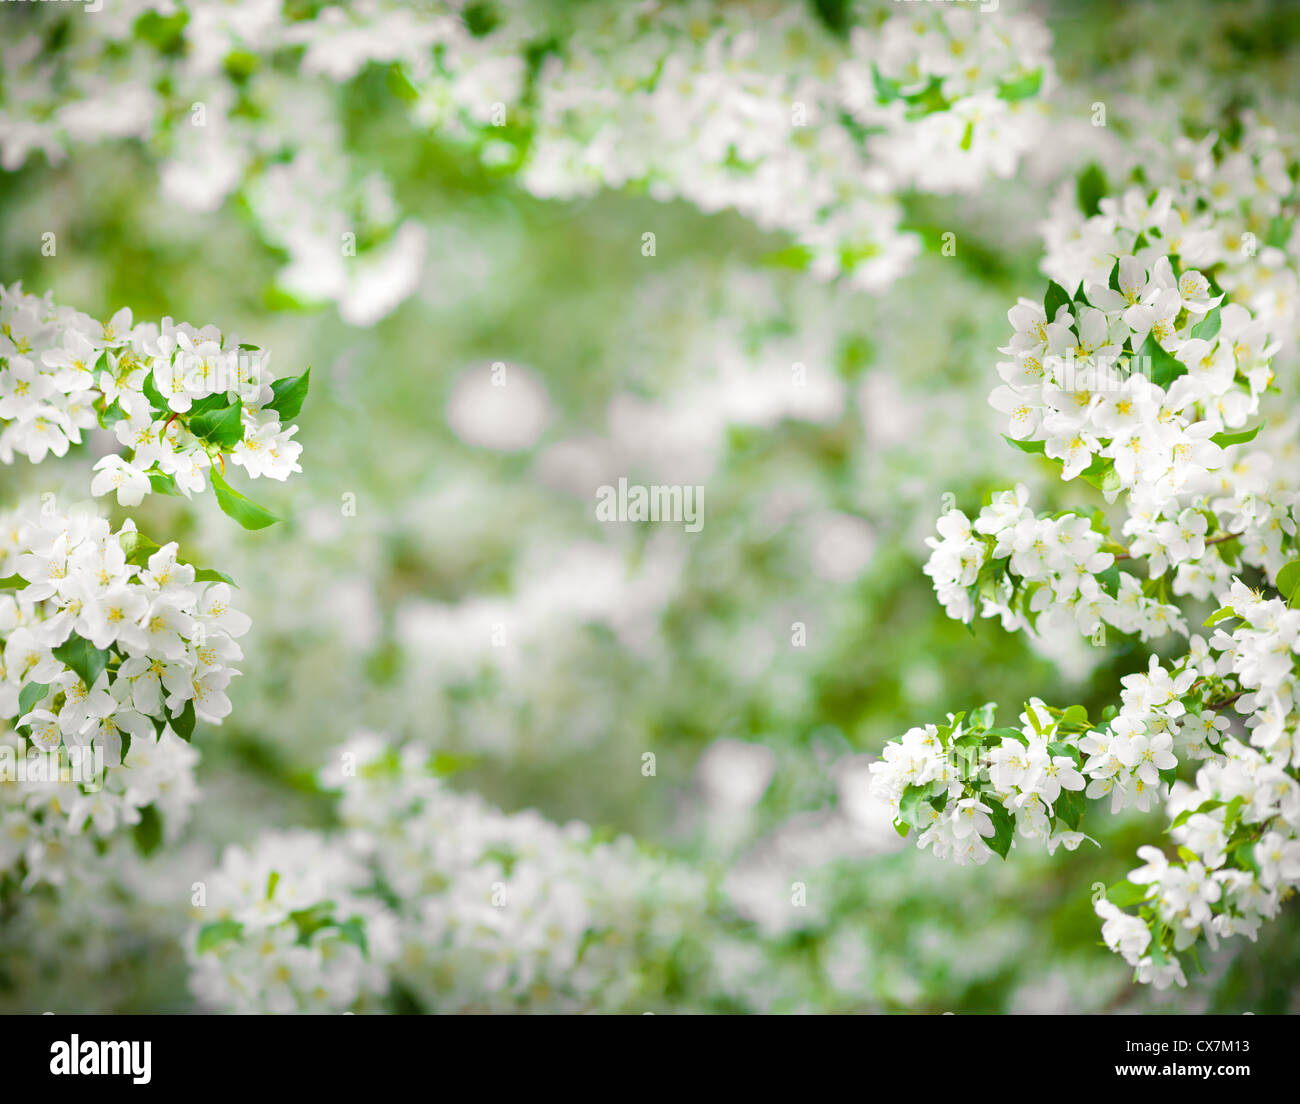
[
  {"xmin": 1112, "ymin": 531, "xmax": 1242, "ymax": 563},
  {"xmin": 1206, "ymin": 690, "xmax": 1245, "ymax": 711}
]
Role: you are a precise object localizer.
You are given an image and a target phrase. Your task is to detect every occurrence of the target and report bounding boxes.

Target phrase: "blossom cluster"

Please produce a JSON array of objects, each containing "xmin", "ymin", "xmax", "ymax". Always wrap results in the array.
[
  {"xmin": 990, "ymin": 238, "xmax": 1274, "ymax": 507},
  {"xmin": 1041, "ymin": 116, "xmax": 1300, "ymax": 374},
  {"xmin": 1095, "ymin": 583, "xmax": 1300, "ymax": 988},
  {"xmin": 0, "ymin": 1, "xmax": 1054, "ymax": 310},
  {"xmin": 325, "ymin": 734, "xmax": 712, "ymax": 1013},
  {"xmin": 188, "ymin": 733, "xmax": 714, "ymax": 1013},
  {"xmin": 924, "ymin": 425, "xmax": 1299, "ymax": 649},
  {"xmin": 0, "ymin": 500, "xmax": 244, "ymax": 884},
  {"xmin": 924, "ymin": 482, "xmax": 1186, "ymax": 641},
  {"xmin": 429, "ymin": 0, "xmax": 1052, "ymax": 289},
  {"xmin": 0, "ymin": 3, "xmax": 426, "ymax": 324},
  {"xmin": 2, "ymin": 502, "xmax": 249, "ymax": 749},
  {"xmin": 974, "ymin": 191, "xmax": 1300, "ymax": 666},
  {"xmin": 1, "ymin": 284, "xmax": 305, "ymax": 525},
  {"xmin": 186, "ymin": 829, "xmax": 398, "ymax": 1014},
  {"xmin": 843, "ymin": 3, "xmax": 1053, "ymax": 194},
  {"xmin": 926, "ymin": 129, "xmax": 1300, "ymax": 657},
  {"xmin": 887, "ymin": 149, "xmax": 1300, "ymax": 987},
  {"xmin": 868, "ymin": 649, "xmax": 1230, "ymax": 870},
  {"xmin": 0, "ymin": 721, "xmax": 198, "ymax": 891}
]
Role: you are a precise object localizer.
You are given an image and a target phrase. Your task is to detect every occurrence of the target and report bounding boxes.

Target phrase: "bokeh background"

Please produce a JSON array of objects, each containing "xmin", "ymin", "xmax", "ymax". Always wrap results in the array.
[{"xmin": 2, "ymin": 0, "xmax": 1300, "ymax": 1013}]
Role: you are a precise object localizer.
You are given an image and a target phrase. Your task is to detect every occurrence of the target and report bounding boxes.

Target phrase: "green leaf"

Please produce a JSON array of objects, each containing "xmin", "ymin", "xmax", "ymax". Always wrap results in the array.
[
  {"xmin": 1055, "ymin": 787, "xmax": 1086, "ymax": 831},
  {"xmin": 18, "ymin": 681, "xmax": 49, "ymax": 715},
  {"xmin": 196, "ymin": 919, "xmax": 244, "ymax": 954},
  {"xmin": 1171, "ymin": 799, "xmax": 1224, "ymax": 830},
  {"xmin": 1191, "ymin": 306, "xmax": 1221, "ymax": 341},
  {"xmin": 428, "ymin": 751, "xmax": 479, "ymax": 776},
  {"xmin": 1210, "ymin": 423, "xmax": 1262, "ymax": 448},
  {"xmin": 1096, "ymin": 564, "xmax": 1122, "ymax": 599},
  {"xmin": 118, "ymin": 719, "xmax": 136, "ymax": 765},
  {"xmin": 974, "ymin": 557, "xmax": 1003, "ymax": 603},
  {"xmin": 871, "ymin": 64, "xmax": 901, "ymax": 103},
  {"xmin": 998, "ymin": 68, "xmax": 1042, "ymax": 102},
  {"xmin": 1047, "ymin": 740, "xmax": 1082, "ymax": 767},
  {"xmin": 1216, "ymin": 535, "xmax": 1242, "ymax": 569},
  {"xmin": 134, "ymin": 9, "xmax": 189, "ymax": 52},
  {"xmin": 51, "ymin": 634, "xmax": 111, "ymax": 690},
  {"xmin": 1233, "ymin": 839, "xmax": 1262, "ymax": 876},
  {"xmin": 288, "ymin": 902, "xmax": 338, "ymax": 942},
  {"xmin": 1107, "ymin": 881, "xmax": 1150, "ymax": 908},
  {"xmin": 1222, "ymin": 795, "xmax": 1246, "ymax": 833},
  {"xmin": 141, "ymin": 369, "xmax": 169, "ymax": 414},
  {"xmin": 988, "ymin": 726, "xmax": 1027, "ymax": 747},
  {"xmin": 193, "ymin": 567, "xmax": 237, "ymax": 586},
  {"xmin": 1277, "ymin": 559, "xmax": 1300, "ymax": 604},
  {"xmin": 0, "ymin": 574, "xmax": 24, "ymax": 588},
  {"xmin": 1079, "ymin": 454, "xmax": 1116, "ymax": 491},
  {"xmin": 336, "ymin": 916, "xmax": 368, "ymax": 957},
  {"xmin": 1024, "ymin": 702, "xmax": 1045, "ymax": 736},
  {"xmin": 189, "ymin": 397, "xmax": 244, "ymax": 450},
  {"xmin": 1043, "ymin": 280, "xmax": 1071, "ymax": 322},
  {"xmin": 384, "ymin": 58, "xmax": 422, "ymax": 102},
  {"xmin": 148, "ymin": 471, "xmax": 179, "ymax": 496},
  {"xmin": 96, "ymin": 401, "xmax": 129, "ymax": 431},
  {"xmin": 223, "ymin": 48, "xmax": 258, "ymax": 81},
  {"xmin": 1076, "ymin": 163, "xmax": 1108, "ymax": 218},
  {"xmin": 133, "ymin": 803, "xmax": 163, "ymax": 857},
  {"xmin": 1003, "ymin": 434, "xmax": 1045, "ymax": 454},
  {"xmin": 211, "ymin": 470, "xmax": 279, "ymax": 530},
  {"xmin": 898, "ymin": 784, "xmax": 930, "ymax": 829},
  {"xmin": 1137, "ymin": 332, "xmax": 1185, "ymax": 389},
  {"xmin": 186, "ymin": 392, "xmax": 230, "ymax": 420},
  {"xmin": 986, "ymin": 801, "xmax": 1015, "ymax": 859},
  {"xmin": 761, "ymin": 245, "xmax": 814, "ymax": 271},
  {"xmin": 266, "ymin": 367, "xmax": 311, "ymax": 421},
  {"xmin": 1059, "ymin": 704, "xmax": 1090, "ymax": 730},
  {"xmin": 171, "ymin": 699, "xmax": 196, "ymax": 743},
  {"xmin": 1203, "ymin": 604, "xmax": 1236, "ymax": 627},
  {"xmin": 1018, "ymin": 581, "xmax": 1048, "ymax": 633},
  {"xmin": 120, "ymin": 530, "xmax": 161, "ymax": 568},
  {"xmin": 900, "ymin": 76, "xmax": 949, "ymax": 117}
]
